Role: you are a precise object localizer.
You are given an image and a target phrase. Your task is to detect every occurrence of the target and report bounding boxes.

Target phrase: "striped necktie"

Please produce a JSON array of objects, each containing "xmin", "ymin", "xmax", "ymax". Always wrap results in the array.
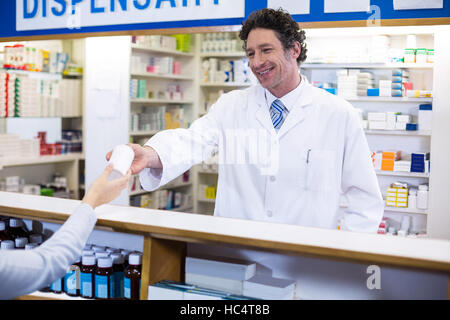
[{"xmin": 270, "ymin": 99, "xmax": 287, "ymax": 131}]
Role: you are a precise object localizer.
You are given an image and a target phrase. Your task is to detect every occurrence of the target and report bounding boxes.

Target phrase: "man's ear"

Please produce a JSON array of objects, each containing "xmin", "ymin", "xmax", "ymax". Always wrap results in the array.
[{"xmin": 291, "ymin": 41, "xmax": 301, "ymax": 60}]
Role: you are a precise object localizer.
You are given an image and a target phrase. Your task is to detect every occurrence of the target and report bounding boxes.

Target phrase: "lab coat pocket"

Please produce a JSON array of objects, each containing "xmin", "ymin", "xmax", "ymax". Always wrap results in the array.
[{"xmin": 305, "ymin": 150, "xmax": 336, "ymax": 192}]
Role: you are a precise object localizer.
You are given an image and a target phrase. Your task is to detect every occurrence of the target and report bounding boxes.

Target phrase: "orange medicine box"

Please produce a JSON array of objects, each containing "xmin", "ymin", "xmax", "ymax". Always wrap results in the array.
[{"xmin": 381, "ymin": 151, "xmax": 401, "ymax": 171}]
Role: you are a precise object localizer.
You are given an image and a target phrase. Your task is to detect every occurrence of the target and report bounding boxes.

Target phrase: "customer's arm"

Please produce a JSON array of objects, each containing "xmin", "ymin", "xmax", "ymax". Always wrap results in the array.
[{"xmin": 0, "ymin": 165, "xmax": 130, "ymax": 300}]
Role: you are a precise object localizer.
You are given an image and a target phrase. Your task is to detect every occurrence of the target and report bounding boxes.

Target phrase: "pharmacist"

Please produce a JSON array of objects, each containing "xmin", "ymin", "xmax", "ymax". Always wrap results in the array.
[
  {"xmin": 118, "ymin": 8, "xmax": 384, "ymax": 232},
  {"xmin": 0, "ymin": 165, "xmax": 131, "ymax": 300}
]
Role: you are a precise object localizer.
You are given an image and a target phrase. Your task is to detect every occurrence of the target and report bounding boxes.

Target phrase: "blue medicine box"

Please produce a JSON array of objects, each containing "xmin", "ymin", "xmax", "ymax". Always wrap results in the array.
[
  {"xmin": 419, "ymin": 104, "xmax": 432, "ymax": 110},
  {"xmin": 324, "ymin": 88, "xmax": 336, "ymax": 95},
  {"xmin": 406, "ymin": 123, "xmax": 418, "ymax": 131},
  {"xmin": 367, "ymin": 88, "xmax": 379, "ymax": 96}
]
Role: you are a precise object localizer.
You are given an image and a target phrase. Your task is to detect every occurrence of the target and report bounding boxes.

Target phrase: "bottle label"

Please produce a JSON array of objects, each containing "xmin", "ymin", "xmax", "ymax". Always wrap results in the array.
[
  {"xmin": 124, "ymin": 277, "xmax": 131, "ymax": 299},
  {"xmin": 65, "ymin": 271, "xmax": 77, "ymax": 294},
  {"xmin": 124, "ymin": 277, "xmax": 140, "ymax": 299},
  {"xmin": 95, "ymin": 274, "xmax": 114, "ymax": 299},
  {"xmin": 50, "ymin": 278, "xmax": 62, "ymax": 292},
  {"xmin": 113, "ymin": 272, "xmax": 124, "ymax": 298},
  {"xmin": 80, "ymin": 272, "xmax": 93, "ymax": 297}
]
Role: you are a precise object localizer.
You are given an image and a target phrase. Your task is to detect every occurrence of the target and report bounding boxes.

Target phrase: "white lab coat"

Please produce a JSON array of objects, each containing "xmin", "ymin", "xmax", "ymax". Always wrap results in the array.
[{"xmin": 140, "ymin": 77, "xmax": 384, "ymax": 233}]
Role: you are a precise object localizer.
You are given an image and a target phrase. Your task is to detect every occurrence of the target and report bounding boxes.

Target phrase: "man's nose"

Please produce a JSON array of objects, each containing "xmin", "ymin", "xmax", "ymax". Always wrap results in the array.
[{"xmin": 251, "ymin": 51, "xmax": 265, "ymax": 69}]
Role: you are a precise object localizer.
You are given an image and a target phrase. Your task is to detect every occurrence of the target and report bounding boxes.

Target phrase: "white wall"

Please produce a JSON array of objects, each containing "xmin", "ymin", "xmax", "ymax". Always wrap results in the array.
[
  {"xmin": 84, "ymin": 36, "xmax": 131, "ymax": 205},
  {"xmin": 428, "ymin": 26, "xmax": 450, "ymax": 239}
]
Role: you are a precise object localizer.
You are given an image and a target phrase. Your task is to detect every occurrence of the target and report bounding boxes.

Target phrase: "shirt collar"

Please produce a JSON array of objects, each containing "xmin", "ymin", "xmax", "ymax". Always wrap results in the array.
[{"xmin": 264, "ymin": 74, "xmax": 307, "ymax": 112}]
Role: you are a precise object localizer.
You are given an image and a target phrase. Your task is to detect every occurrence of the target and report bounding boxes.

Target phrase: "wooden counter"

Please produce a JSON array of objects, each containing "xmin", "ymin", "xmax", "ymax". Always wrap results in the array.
[{"xmin": 1, "ymin": 191, "xmax": 449, "ymax": 300}]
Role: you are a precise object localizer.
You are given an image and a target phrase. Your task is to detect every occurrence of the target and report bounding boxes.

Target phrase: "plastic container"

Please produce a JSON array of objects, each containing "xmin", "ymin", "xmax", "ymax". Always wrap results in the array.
[
  {"xmin": 124, "ymin": 253, "xmax": 142, "ymax": 300},
  {"xmin": 15, "ymin": 237, "xmax": 28, "ymax": 249},
  {"xmin": 408, "ymin": 189, "xmax": 417, "ymax": 209},
  {"xmin": 108, "ymin": 144, "xmax": 135, "ymax": 178},
  {"xmin": 417, "ymin": 184, "xmax": 428, "ymax": 210},
  {"xmin": 29, "ymin": 233, "xmax": 43, "ymax": 245}
]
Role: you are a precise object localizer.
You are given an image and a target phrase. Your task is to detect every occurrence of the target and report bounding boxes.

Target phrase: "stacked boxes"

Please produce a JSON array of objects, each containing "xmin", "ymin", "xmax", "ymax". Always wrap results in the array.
[
  {"xmin": 381, "ymin": 151, "xmax": 401, "ymax": 171},
  {"xmin": 418, "ymin": 104, "xmax": 432, "ymax": 131},
  {"xmin": 379, "ymin": 80, "xmax": 392, "ymax": 97},
  {"xmin": 202, "ymin": 58, "xmax": 250, "ymax": 84},
  {"xmin": 337, "ymin": 70, "xmax": 374, "ymax": 98},
  {"xmin": 410, "ymin": 152, "xmax": 430, "ymax": 173},
  {"xmin": 386, "ymin": 184, "xmax": 408, "ymax": 208},
  {"xmin": 129, "ymin": 79, "xmax": 146, "ymax": 99}
]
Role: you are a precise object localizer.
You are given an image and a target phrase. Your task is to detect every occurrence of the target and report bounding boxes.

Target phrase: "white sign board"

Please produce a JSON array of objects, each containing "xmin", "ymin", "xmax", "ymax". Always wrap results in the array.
[
  {"xmin": 267, "ymin": 0, "xmax": 310, "ymax": 15},
  {"xmin": 16, "ymin": 0, "xmax": 245, "ymax": 31},
  {"xmin": 324, "ymin": 0, "xmax": 370, "ymax": 13}
]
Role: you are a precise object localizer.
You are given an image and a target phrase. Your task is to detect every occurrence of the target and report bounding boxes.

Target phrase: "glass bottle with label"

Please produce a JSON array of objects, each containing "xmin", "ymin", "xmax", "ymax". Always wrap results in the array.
[
  {"xmin": 111, "ymin": 253, "xmax": 125, "ymax": 299},
  {"xmin": 80, "ymin": 255, "xmax": 96, "ymax": 299},
  {"xmin": 7, "ymin": 218, "xmax": 29, "ymax": 239},
  {"xmin": 0, "ymin": 221, "xmax": 13, "ymax": 242},
  {"xmin": 95, "ymin": 257, "xmax": 114, "ymax": 300},
  {"xmin": 64, "ymin": 257, "xmax": 82, "ymax": 297},
  {"xmin": 124, "ymin": 253, "xmax": 142, "ymax": 300}
]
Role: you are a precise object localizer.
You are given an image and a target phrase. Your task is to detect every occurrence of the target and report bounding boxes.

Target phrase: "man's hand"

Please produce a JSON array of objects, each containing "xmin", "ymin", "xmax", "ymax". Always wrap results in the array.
[
  {"xmin": 106, "ymin": 143, "xmax": 162, "ymax": 175},
  {"xmin": 82, "ymin": 164, "xmax": 131, "ymax": 209}
]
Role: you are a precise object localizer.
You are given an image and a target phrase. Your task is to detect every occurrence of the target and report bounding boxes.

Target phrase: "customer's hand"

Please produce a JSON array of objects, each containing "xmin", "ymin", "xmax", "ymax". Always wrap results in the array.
[
  {"xmin": 106, "ymin": 143, "xmax": 162, "ymax": 175},
  {"xmin": 82, "ymin": 164, "xmax": 131, "ymax": 209}
]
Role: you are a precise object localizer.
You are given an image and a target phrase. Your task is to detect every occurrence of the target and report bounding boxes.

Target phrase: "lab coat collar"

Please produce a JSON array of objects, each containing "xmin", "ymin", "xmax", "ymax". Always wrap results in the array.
[{"xmin": 254, "ymin": 74, "xmax": 313, "ymax": 137}]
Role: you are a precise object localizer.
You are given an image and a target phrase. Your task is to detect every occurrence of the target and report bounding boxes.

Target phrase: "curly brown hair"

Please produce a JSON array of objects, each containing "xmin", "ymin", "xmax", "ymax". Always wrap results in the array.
[{"xmin": 239, "ymin": 8, "xmax": 307, "ymax": 66}]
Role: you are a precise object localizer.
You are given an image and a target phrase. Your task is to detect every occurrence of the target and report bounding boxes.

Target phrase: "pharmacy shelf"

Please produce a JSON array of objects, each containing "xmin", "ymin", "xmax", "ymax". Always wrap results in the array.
[
  {"xmin": 131, "ymin": 72, "xmax": 194, "ymax": 81},
  {"xmin": 129, "ymin": 181, "xmax": 192, "ymax": 197},
  {"xmin": 129, "ymin": 130, "xmax": 159, "ymax": 137},
  {"xmin": 201, "ymin": 82, "xmax": 251, "ymax": 88},
  {"xmin": 17, "ymin": 291, "xmax": 87, "ymax": 301},
  {"xmin": 347, "ymin": 97, "xmax": 433, "ymax": 103},
  {"xmin": 130, "ymin": 98, "xmax": 194, "ymax": 104},
  {"xmin": 384, "ymin": 205, "xmax": 428, "ymax": 215},
  {"xmin": 364, "ymin": 130, "xmax": 432, "ymax": 136},
  {"xmin": 2, "ymin": 68, "xmax": 62, "ymax": 80},
  {"xmin": 171, "ymin": 204, "xmax": 194, "ymax": 213},
  {"xmin": 375, "ymin": 170, "xmax": 429, "ymax": 178},
  {"xmin": 200, "ymin": 52, "xmax": 246, "ymax": 58},
  {"xmin": 131, "ymin": 44, "xmax": 194, "ymax": 57},
  {"xmin": 301, "ymin": 63, "xmax": 433, "ymax": 69},
  {"xmin": 197, "ymin": 197, "xmax": 216, "ymax": 203},
  {"xmin": 198, "ymin": 169, "xmax": 218, "ymax": 175},
  {"xmin": 0, "ymin": 153, "xmax": 84, "ymax": 168}
]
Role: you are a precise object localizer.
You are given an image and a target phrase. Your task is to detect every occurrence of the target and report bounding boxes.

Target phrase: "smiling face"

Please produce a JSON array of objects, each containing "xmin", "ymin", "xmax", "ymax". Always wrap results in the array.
[{"xmin": 246, "ymin": 28, "xmax": 301, "ymax": 98}]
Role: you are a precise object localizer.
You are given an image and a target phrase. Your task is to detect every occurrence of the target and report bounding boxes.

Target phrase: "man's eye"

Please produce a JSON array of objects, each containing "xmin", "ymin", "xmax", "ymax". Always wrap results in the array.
[
  {"xmin": 247, "ymin": 52, "xmax": 254, "ymax": 57},
  {"xmin": 263, "ymin": 48, "xmax": 272, "ymax": 53}
]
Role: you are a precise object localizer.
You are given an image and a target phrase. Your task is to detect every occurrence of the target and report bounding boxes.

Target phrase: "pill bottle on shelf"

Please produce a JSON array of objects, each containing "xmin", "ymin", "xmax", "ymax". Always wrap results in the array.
[
  {"xmin": 80, "ymin": 255, "xmax": 96, "ymax": 299},
  {"xmin": 417, "ymin": 184, "xmax": 428, "ymax": 210},
  {"xmin": 95, "ymin": 257, "xmax": 114, "ymax": 300},
  {"xmin": 124, "ymin": 253, "xmax": 142, "ymax": 300}
]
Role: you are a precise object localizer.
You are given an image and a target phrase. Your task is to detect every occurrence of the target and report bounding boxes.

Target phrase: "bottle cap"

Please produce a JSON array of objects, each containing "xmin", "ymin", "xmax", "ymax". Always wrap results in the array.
[
  {"xmin": 121, "ymin": 249, "xmax": 131, "ymax": 259},
  {"xmin": 83, "ymin": 249, "xmax": 95, "ymax": 256},
  {"xmin": 95, "ymin": 251, "xmax": 110, "ymax": 258},
  {"xmin": 418, "ymin": 185, "xmax": 428, "ymax": 191},
  {"xmin": 82, "ymin": 255, "xmax": 96, "ymax": 266},
  {"xmin": 15, "ymin": 237, "xmax": 28, "ymax": 248},
  {"xmin": 9, "ymin": 218, "xmax": 23, "ymax": 227},
  {"xmin": 29, "ymin": 234, "xmax": 43, "ymax": 244},
  {"xmin": 25, "ymin": 243, "xmax": 38, "ymax": 250},
  {"xmin": 128, "ymin": 253, "xmax": 142, "ymax": 266},
  {"xmin": 97, "ymin": 257, "xmax": 113, "ymax": 268},
  {"xmin": 110, "ymin": 253, "xmax": 125, "ymax": 265},
  {"xmin": 0, "ymin": 221, "xmax": 5, "ymax": 231},
  {"xmin": 1, "ymin": 240, "xmax": 15, "ymax": 250},
  {"xmin": 92, "ymin": 245, "xmax": 106, "ymax": 252},
  {"xmin": 106, "ymin": 247, "xmax": 120, "ymax": 253}
]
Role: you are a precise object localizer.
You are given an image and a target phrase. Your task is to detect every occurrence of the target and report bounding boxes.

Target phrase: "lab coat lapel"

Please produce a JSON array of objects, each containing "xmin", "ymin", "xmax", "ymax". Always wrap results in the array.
[
  {"xmin": 254, "ymin": 86, "xmax": 276, "ymax": 134},
  {"xmin": 278, "ymin": 84, "xmax": 313, "ymax": 139}
]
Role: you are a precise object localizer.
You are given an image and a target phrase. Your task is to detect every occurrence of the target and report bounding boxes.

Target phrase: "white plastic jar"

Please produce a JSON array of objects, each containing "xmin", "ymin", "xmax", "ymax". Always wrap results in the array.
[{"xmin": 417, "ymin": 184, "xmax": 428, "ymax": 210}]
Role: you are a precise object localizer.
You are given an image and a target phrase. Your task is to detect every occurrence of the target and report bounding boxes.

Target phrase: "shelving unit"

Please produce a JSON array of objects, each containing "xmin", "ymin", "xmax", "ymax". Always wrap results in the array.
[
  {"xmin": 0, "ymin": 39, "xmax": 85, "ymax": 200},
  {"xmin": 301, "ymin": 30, "xmax": 435, "ymax": 234},
  {"xmin": 128, "ymin": 37, "xmax": 198, "ymax": 212}
]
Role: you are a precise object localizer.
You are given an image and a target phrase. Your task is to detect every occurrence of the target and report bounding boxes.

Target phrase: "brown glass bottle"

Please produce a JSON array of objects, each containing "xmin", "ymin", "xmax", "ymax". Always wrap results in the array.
[
  {"xmin": 65, "ymin": 258, "xmax": 82, "ymax": 297},
  {"xmin": 80, "ymin": 255, "xmax": 96, "ymax": 299},
  {"xmin": 111, "ymin": 253, "xmax": 125, "ymax": 299},
  {"xmin": 0, "ymin": 221, "xmax": 13, "ymax": 241},
  {"xmin": 7, "ymin": 218, "xmax": 29, "ymax": 239},
  {"xmin": 95, "ymin": 257, "xmax": 114, "ymax": 300},
  {"xmin": 124, "ymin": 253, "xmax": 142, "ymax": 300}
]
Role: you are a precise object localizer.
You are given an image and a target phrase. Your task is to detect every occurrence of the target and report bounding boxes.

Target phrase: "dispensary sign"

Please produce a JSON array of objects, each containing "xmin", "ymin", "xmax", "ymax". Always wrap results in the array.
[{"xmin": 16, "ymin": 0, "xmax": 245, "ymax": 31}]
